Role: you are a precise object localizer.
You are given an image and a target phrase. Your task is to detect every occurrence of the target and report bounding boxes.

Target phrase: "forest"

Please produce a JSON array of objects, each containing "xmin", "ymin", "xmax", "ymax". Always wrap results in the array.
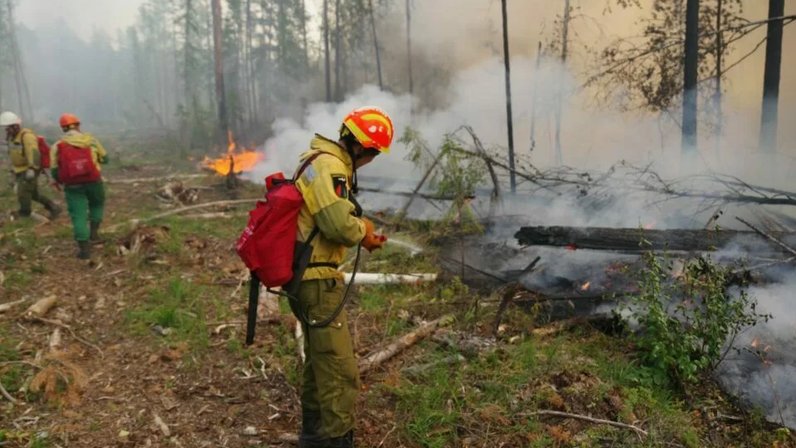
[{"xmin": 1, "ymin": 1, "xmax": 796, "ymax": 447}]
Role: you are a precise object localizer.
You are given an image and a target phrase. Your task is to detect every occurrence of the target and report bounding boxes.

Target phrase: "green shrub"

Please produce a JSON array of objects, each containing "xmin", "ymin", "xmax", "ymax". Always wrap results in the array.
[{"xmin": 631, "ymin": 252, "xmax": 769, "ymax": 387}]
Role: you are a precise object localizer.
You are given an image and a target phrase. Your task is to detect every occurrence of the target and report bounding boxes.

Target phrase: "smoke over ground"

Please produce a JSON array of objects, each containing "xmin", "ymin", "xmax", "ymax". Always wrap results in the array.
[{"xmin": 245, "ymin": 56, "xmax": 796, "ymax": 429}]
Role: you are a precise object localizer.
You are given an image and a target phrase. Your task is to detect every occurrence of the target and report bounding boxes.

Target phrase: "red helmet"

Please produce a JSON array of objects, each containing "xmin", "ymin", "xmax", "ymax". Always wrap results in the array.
[
  {"xmin": 341, "ymin": 107, "xmax": 394, "ymax": 154},
  {"xmin": 59, "ymin": 113, "xmax": 80, "ymax": 128}
]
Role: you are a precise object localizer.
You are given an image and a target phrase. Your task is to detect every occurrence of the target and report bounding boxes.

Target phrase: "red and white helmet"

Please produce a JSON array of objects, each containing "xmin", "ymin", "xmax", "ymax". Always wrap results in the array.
[
  {"xmin": 0, "ymin": 111, "xmax": 21, "ymax": 127},
  {"xmin": 341, "ymin": 107, "xmax": 394, "ymax": 154}
]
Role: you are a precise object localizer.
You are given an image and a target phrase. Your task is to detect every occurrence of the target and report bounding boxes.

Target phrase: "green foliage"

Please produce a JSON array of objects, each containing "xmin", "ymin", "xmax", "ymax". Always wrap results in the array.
[
  {"xmin": 631, "ymin": 252, "xmax": 769, "ymax": 387},
  {"xmin": 400, "ymin": 127, "xmax": 487, "ymax": 234}
]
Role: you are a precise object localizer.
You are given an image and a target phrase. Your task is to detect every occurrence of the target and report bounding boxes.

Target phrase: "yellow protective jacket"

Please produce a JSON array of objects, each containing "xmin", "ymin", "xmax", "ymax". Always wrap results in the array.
[
  {"xmin": 7, "ymin": 128, "xmax": 40, "ymax": 173},
  {"xmin": 295, "ymin": 135, "xmax": 366, "ymax": 281},
  {"xmin": 52, "ymin": 130, "xmax": 108, "ymax": 175}
]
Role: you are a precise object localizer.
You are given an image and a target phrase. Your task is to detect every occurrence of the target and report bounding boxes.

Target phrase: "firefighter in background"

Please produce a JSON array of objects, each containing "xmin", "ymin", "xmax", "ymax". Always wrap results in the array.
[
  {"xmin": 1, "ymin": 111, "xmax": 61, "ymax": 219},
  {"xmin": 294, "ymin": 107, "xmax": 391, "ymax": 448},
  {"xmin": 51, "ymin": 113, "xmax": 108, "ymax": 260}
]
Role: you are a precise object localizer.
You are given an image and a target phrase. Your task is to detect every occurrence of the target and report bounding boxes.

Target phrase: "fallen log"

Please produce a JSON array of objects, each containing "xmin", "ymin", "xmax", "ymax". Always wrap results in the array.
[
  {"xmin": 515, "ymin": 225, "xmax": 796, "ymax": 252},
  {"xmin": 359, "ymin": 315, "xmax": 454, "ymax": 374}
]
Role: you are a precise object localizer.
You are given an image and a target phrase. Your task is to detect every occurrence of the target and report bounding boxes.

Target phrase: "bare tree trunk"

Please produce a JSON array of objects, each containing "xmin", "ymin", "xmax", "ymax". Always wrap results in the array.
[
  {"xmin": 368, "ymin": 0, "xmax": 383, "ymax": 90},
  {"xmin": 246, "ymin": 0, "xmax": 258, "ymax": 127},
  {"xmin": 759, "ymin": 0, "xmax": 784, "ymax": 153},
  {"xmin": 211, "ymin": 0, "xmax": 229, "ymax": 143},
  {"xmin": 554, "ymin": 0, "xmax": 569, "ymax": 166},
  {"xmin": 300, "ymin": 0, "xmax": 309, "ymax": 70},
  {"xmin": 714, "ymin": 0, "xmax": 723, "ymax": 151},
  {"xmin": 323, "ymin": 0, "xmax": 331, "ymax": 102},
  {"xmin": 530, "ymin": 41, "xmax": 542, "ymax": 154},
  {"xmin": 6, "ymin": 0, "xmax": 32, "ymax": 119},
  {"xmin": 501, "ymin": 0, "xmax": 516, "ymax": 193},
  {"xmin": 682, "ymin": 0, "xmax": 699, "ymax": 153},
  {"xmin": 406, "ymin": 0, "xmax": 413, "ymax": 96},
  {"xmin": 334, "ymin": 0, "xmax": 342, "ymax": 101}
]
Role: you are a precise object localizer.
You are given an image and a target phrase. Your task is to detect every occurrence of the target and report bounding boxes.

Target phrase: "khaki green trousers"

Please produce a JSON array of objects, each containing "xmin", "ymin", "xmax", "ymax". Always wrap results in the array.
[
  {"xmin": 295, "ymin": 279, "xmax": 359, "ymax": 440},
  {"xmin": 15, "ymin": 173, "xmax": 55, "ymax": 216}
]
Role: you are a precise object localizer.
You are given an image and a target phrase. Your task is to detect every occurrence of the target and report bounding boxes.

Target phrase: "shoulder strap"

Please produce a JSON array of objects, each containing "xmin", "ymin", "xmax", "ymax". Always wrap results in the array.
[{"xmin": 292, "ymin": 151, "xmax": 331, "ymax": 182}]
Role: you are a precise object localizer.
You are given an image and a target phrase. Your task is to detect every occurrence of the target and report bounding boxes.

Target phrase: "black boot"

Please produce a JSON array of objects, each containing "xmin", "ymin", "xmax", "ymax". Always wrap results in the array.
[
  {"xmin": 89, "ymin": 221, "xmax": 103, "ymax": 243},
  {"xmin": 77, "ymin": 241, "xmax": 91, "ymax": 260},
  {"xmin": 299, "ymin": 430, "xmax": 353, "ymax": 448},
  {"xmin": 298, "ymin": 411, "xmax": 323, "ymax": 448}
]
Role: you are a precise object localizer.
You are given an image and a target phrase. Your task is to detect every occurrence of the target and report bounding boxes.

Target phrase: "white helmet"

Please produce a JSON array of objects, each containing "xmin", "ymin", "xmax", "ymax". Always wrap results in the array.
[{"xmin": 0, "ymin": 111, "xmax": 21, "ymax": 127}]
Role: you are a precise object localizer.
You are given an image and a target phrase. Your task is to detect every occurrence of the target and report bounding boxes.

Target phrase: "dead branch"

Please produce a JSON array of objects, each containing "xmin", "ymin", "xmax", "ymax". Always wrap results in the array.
[
  {"xmin": 29, "ymin": 317, "xmax": 104, "ymax": 358},
  {"xmin": 107, "ymin": 174, "xmax": 208, "ymax": 184},
  {"xmin": 359, "ymin": 314, "xmax": 454, "ymax": 374},
  {"xmin": 396, "ymin": 149, "xmax": 445, "ymax": 223},
  {"xmin": 0, "ymin": 298, "xmax": 26, "ymax": 313},
  {"xmin": 736, "ymin": 217, "xmax": 796, "ymax": 258},
  {"xmin": 0, "ymin": 379, "xmax": 19, "ymax": 404},
  {"xmin": 106, "ymin": 198, "xmax": 257, "ymax": 232},
  {"xmin": 523, "ymin": 410, "xmax": 648, "ymax": 437}
]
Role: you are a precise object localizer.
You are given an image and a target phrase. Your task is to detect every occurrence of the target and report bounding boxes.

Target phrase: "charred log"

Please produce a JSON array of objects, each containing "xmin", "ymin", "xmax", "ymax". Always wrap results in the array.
[{"xmin": 515, "ymin": 225, "xmax": 796, "ymax": 253}]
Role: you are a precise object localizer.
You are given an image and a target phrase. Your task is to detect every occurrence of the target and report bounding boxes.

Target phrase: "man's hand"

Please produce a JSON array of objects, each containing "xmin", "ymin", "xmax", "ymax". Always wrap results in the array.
[
  {"xmin": 361, "ymin": 217, "xmax": 387, "ymax": 252},
  {"xmin": 24, "ymin": 169, "xmax": 35, "ymax": 180}
]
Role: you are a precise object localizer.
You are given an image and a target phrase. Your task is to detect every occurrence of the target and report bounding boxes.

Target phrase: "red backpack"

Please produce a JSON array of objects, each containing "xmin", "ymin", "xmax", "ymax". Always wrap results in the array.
[
  {"xmin": 21, "ymin": 131, "xmax": 52, "ymax": 170},
  {"xmin": 56, "ymin": 141, "xmax": 101, "ymax": 185},
  {"xmin": 237, "ymin": 153, "xmax": 323, "ymax": 287},
  {"xmin": 237, "ymin": 153, "xmax": 326, "ymax": 345}
]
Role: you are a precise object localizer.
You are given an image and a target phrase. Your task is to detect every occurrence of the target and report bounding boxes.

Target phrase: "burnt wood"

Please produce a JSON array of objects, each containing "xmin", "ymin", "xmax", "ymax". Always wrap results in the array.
[{"xmin": 515, "ymin": 226, "xmax": 795, "ymax": 252}]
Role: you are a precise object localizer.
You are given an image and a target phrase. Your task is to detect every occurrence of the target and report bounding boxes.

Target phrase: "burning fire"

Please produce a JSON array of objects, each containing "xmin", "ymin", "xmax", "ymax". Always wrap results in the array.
[
  {"xmin": 202, "ymin": 131, "xmax": 264, "ymax": 175},
  {"xmin": 580, "ymin": 281, "xmax": 591, "ymax": 291}
]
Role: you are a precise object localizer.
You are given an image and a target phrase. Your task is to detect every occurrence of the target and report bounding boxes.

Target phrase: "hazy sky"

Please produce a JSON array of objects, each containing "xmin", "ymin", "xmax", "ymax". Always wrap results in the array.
[{"xmin": 16, "ymin": 0, "xmax": 144, "ymax": 41}]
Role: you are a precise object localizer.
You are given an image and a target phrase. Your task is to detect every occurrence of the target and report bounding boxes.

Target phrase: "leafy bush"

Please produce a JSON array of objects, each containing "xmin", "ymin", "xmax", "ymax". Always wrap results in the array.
[{"xmin": 631, "ymin": 252, "xmax": 769, "ymax": 387}]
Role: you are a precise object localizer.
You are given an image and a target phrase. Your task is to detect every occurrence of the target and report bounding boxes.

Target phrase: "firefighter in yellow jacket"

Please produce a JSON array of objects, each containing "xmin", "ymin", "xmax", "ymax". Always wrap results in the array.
[
  {"xmin": 51, "ymin": 113, "xmax": 108, "ymax": 259},
  {"xmin": 294, "ymin": 107, "xmax": 392, "ymax": 448},
  {"xmin": 1, "ymin": 111, "xmax": 61, "ymax": 219}
]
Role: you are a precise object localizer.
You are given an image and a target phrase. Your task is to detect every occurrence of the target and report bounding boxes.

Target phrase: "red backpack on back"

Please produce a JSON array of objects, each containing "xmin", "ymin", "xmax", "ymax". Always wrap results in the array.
[
  {"xmin": 21, "ymin": 131, "xmax": 52, "ymax": 170},
  {"xmin": 236, "ymin": 153, "xmax": 323, "ymax": 287},
  {"xmin": 56, "ymin": 141, "xmax": 101, "ymax": 185}
]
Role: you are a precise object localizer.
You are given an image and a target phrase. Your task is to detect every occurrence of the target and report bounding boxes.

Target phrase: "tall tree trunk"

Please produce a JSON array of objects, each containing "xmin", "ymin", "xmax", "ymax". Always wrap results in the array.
[
  {"xmin": 300, "ymin": 0, "xmax": 309, "ymax": 70},
  {"xmin": 334, "ymin": 0, "xmax": 342, "ymax": 101},
  {"xmin": 682, "ymin": 0, "xmax": 699, "ymax": 153},
  {"xmin": 368, "ymin": 0, "xmax": 383, "ymax": 90},
  {"xmin": 6, "ymin": 0, "xmax": 32, "ymax": 120},
  {"xmin": 554, "ymin": 0, "xmax": 570, "ymax": 166},
  {"xmin": 713, "ymin": 0, "xmax": 723, "ymax": 150},
  {"xmin": 323, "ymin": 0, "xmax": 331, "ymax": 102},
  {"xmin": 759, "ymin": 0, "xmax": 784, "ymax": 153},
  {"xmin": 246, "ymin": 0, "xmax": 258, "ymax": 127},
  {"xmin": 211, "ymin": 0, "xmax": 229, "ymax": 143},
  {"xmin": 530, "ymin": 41, "xmax": 542, "ymax": 155},
  {"xmin": 501, "ymin": 0, "xmax": 516, "ymax": 193},
  {"xmin": 406, "ymin": 0, "xmax": 413, "ymax": 96}
]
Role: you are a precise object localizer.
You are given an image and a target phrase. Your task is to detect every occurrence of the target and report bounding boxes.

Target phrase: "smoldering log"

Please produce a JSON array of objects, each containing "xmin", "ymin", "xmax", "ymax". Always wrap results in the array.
[{"xmin": 515, "ymin": 225, "xmax": 796, "ymax": 252}]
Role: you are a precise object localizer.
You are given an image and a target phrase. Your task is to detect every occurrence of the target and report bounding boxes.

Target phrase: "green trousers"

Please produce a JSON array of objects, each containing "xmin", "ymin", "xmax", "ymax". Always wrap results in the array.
[
  {"xmin": 64, "ymin": 181, "xmax": 105, "ymax": 242},
  {"xmin": 15, "ymin": 173, "xmax": 55, "ymax": 216},
  {"xmin": 295, "ymin": 279, "xmax": 359, "ymax": 440}
]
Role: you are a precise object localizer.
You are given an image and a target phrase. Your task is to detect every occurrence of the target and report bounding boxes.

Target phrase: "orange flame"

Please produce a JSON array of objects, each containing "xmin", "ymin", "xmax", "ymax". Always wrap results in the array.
[
  {"xmin": 202, "ymin": 131, "xmax": 264, "ymax": 175},
  {"xmin": 580, "ymin": 281, "xmax": 591, "ymax": 291},
  {"xmin": 643, "ymin": 221, "xmax": 656, "ymax": 230}
]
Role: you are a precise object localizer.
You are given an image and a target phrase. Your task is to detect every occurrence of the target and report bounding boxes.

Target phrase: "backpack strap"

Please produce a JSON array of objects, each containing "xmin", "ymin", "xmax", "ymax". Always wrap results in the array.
[{"xmin": 292, "ymin": 151, "xmax": 331, "ymax": 182}]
